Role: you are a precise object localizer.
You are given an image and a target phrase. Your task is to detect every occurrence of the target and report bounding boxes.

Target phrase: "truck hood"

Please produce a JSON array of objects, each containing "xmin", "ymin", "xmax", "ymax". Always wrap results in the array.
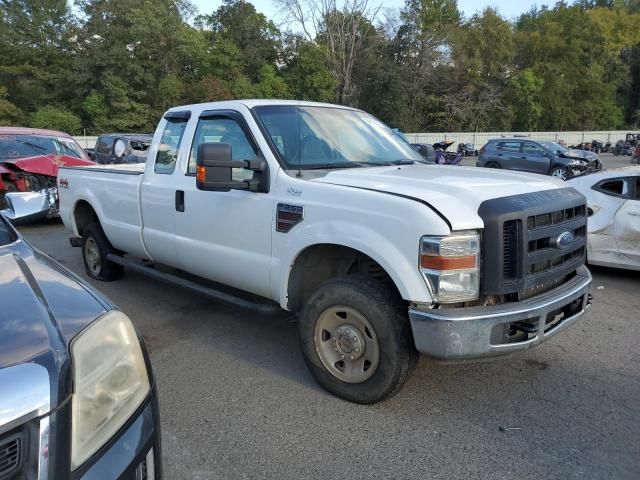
[
  {"xmin": 314, "ymin": 164, "xmax": 566, "ymax": 230},
  {"xmin": 1, "ymin": 153, "xmax": 94, "ymax": 177},
  {"xmin": 0, "ymin": 238, "xmax": 108, "ymax": 408}
]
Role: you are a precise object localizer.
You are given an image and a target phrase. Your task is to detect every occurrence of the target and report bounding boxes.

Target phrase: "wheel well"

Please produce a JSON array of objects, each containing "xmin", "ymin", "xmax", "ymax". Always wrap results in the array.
[
  {"xmin": 286, "ymin": 244, "xmax": 401, "ymax": 311},
  {"xmin": 74, "ymin": 200, "xmax": 99, "ymax": 235}
]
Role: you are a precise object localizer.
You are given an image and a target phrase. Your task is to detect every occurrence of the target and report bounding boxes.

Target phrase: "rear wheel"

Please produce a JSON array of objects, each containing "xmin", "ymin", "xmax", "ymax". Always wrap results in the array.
[
  {"xmin": 550, "ymin": 165, "xmax": 570, "ymax": 181},
  {"xmin": 82, "ymin": 223, "xmax": 124, "ymax": 281},
  {"xmin": 299, "ymin": 275, "xmax": 418, "ymax": 404},
  {"xmin": 485, "ymin": 162, "xmax": 501, "ymax": 169}
]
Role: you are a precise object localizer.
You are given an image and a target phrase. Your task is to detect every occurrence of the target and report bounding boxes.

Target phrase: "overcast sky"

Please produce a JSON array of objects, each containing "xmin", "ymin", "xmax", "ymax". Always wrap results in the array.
[{"xmin": 191, "ymin": 0, "xmax": 554, "ymax": 21}]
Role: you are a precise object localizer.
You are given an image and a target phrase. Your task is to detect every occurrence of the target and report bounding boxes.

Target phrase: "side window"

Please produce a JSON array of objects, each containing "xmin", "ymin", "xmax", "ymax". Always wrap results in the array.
[
  {"xmin": 522, "ymin": 142, "xmax": 545, "ymax": 155},
  {"xmin": 499, "ymin": 141, "xmax": 521, "ymax": 152},
  {"xmin": 155, "ymin": 118, "xmax": 188, "ymax": 174},
  {"xmin": 635, "ymin": 179, "xmax": 640, "ymax": 201},
  {"xmin": 188, "ymin": 116, "xmax": 258, "ymax": 182},
  {"xmin": 597, "ymin": 180, "xmax": 625, "ymax": 197}
]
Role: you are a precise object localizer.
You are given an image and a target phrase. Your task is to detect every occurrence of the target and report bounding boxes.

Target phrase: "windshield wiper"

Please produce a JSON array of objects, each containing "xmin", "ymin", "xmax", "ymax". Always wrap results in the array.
[{"xmin": 301, "ymin": 163, "xmax": 365, "ymax": 170}]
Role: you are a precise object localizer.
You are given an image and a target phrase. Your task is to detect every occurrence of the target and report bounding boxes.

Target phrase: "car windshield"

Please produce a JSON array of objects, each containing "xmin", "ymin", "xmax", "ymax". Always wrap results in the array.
[
  {"xmin": 253, "ymin": 105, "xmax": 424, "ymax": 169},
  {"xmin": 539, "ymin": 140, "xmax": 568, "ymax": 155},
  {"xmin": 0, "ymin": 134, "xmax": 87, "ymax": 161}
]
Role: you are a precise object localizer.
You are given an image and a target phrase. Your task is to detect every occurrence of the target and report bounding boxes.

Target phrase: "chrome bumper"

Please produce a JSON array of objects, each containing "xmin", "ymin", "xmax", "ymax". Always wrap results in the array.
[{"xmin": 409, "ymin": 266, "xmax": 592, "ymax": 361}]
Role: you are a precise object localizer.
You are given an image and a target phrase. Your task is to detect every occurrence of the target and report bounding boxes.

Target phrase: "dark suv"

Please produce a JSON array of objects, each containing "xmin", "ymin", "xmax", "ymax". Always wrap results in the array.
[{"xmin": 477, "ymin": 138, "xmax": 601, "ymax": 180}]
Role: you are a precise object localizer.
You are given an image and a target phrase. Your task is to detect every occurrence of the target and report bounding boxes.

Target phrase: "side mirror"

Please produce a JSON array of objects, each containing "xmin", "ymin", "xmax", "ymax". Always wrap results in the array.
[{"xmin": 196, "ymin": 142, "xmax": 268, "ymax": 192}]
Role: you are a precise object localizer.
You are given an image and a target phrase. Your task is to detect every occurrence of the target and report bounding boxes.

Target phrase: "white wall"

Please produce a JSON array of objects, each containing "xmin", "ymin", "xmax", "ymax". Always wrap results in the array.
[
  {"xmin": 74, "ymin": 130, "xmax": 632, "ymax": 150},
  {"xmin": 404, "ymin": 131, "xmax": 631, "ymax": 147}
]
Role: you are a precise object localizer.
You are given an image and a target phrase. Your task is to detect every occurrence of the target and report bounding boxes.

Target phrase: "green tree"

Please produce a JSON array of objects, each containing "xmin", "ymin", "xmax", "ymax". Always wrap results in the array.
[
  {"xmin": 283, "ymin": 39, "xmax": 337, "ymax": 102},
  {"xmin": 508, "ymin": 69, "xmax": 544, "ymax": 130},
  {"xmin": 31, "ymin": 106, "xmax": 82, "ymax": 134},
  {"xmin": 0, "ymin": 85, "xmax": 24, "ymax": 125}
]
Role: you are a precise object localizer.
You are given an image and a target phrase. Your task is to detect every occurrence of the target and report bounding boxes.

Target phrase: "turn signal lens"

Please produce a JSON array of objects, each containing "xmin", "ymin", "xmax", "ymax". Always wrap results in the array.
[
  {"xmin": 196, "ymin": 165, "xmax": 206, "ymax": 183},
  {"xmin": 420, "ymin": 255, "xmax": 476, "ymax": 270},
  {"xmin": 420, "ymin": 232, "xmax": 480, "ymax": 303}
]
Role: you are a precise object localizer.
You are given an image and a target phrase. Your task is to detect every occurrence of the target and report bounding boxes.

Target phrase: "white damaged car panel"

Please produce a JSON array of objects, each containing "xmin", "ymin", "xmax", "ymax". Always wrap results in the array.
[{"xmin": 568, "ymin": 167, "xmax": 640, "ymax": 270}]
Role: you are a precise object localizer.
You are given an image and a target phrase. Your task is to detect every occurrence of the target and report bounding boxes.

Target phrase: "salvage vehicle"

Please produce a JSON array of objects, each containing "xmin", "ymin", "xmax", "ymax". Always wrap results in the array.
[
  {"xmin": 477, "ymin": 138, "xmax": 601, "ymax": 180},
  {"xmin": 567, "ymin": 167, "xmax": 640, "ymax": 271},
  {"xmin": 411, "ymin": 143, "xmax": 436, "ymax": 163},
  {"xmin": 58, "ymin": 100, "xmax": 593, "ymax": 404},
  {"xmin": 612, "ymin": 140, "xmax": 634, "ymax": 156},
  {"xmin": 0, "ymin": 127, "xmax": 94, "ymax": 222},
  {"xmin": 90, "ymin": 134, "xmax": 153, "ymax": 164},
  {"xmin": 0, "ymin": 213, "xmax": 161, "ymax": 478},
  {"xmin": 457, "ymin": 142, "xmax": 476, "ymax": 156}
]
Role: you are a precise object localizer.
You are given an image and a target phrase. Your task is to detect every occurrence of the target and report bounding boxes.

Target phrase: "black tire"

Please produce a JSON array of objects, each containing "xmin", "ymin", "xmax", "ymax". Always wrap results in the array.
[
  {"xmin": 549, "ymin": 165, "xmax": 570, "ymax": 181},
  {"xmin": 81, "ymin": 223, "xmax": 124, "ymax": 281},
  {"xmin": 299, "ymin": 275, "xmax": 418, "ymax": 404},
  {"xmin": 485, "ymin": 162, "xmax": 501, "ymax": 168}
]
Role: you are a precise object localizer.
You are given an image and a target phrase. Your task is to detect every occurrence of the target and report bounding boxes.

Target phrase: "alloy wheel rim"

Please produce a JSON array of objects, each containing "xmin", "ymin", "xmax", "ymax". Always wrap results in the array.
[{"xmin": 314, "ymin": 305, "xmax": 380, "ymax": 384}]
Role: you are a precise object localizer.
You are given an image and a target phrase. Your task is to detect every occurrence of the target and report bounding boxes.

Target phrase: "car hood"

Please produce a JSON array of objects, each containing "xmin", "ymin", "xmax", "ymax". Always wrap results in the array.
[
  {"xmin": 1, "ymin": 153, "xmax": 94, "ymax": 177},
  {"xmin": 0, "ymin": 238, "xmax": 108, "ymax": 409},
  {"xmin": 313, "ymin": 164, "xmax": 566, "ymax": 230},
  {"xmin": 560, "ymin": 150, "xmax": 598, "ymax": 162}
]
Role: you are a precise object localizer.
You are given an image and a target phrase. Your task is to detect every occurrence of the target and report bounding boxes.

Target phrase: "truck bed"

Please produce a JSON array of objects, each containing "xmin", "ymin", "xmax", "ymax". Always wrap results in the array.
[{"xmin": 58, "ymin": 164, "xmax": 148, "ymax": 259}]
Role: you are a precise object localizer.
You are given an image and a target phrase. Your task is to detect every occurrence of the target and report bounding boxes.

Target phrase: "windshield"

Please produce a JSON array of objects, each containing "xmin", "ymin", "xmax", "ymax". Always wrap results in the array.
[
  {"xmin": 539, "ymin": 140, "xmax": 568, "ymax": 155},
  {"xmin": 0, "ymin": 134, "xmax": 87, "ymax": 161},
  {"xmin": 253, "ymin": 105, "xmax": 423, "ymax": 169}
]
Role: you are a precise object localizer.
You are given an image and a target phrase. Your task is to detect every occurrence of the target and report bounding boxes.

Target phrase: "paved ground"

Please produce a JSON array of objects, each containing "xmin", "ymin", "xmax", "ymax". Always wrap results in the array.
[{"xmin": 18, "ymin": 153, "xmax": 640, "ymax": 479}]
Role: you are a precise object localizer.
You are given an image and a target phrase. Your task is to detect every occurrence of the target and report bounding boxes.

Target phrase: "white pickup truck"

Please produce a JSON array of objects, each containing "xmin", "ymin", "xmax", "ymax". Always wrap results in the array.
[{"xmin": 59, "ymin": 100, "xmax": 592, "ymax": 403}]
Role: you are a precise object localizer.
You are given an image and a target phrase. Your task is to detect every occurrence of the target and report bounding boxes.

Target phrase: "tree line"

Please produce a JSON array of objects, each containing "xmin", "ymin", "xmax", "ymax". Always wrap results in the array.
[{"xmin": 1, "ymin": 0, "xmax": 639, "ymax": 135}]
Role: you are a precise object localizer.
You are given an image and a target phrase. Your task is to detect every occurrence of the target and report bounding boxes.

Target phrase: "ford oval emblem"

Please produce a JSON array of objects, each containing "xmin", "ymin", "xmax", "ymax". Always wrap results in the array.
[{"xmin": 556, "ymin": 231, "xmax": 575, "ymax": 250}]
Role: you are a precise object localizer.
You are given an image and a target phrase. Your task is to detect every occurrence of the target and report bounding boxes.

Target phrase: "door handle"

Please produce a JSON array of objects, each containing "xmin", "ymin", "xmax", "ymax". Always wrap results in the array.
[
  {"xmin": 628, "ymin": 210, "xmax": 640, "ymax": 216},
  {"xmin": 175, "ymin": 190, "xmax": 185, "ymax": 212}
]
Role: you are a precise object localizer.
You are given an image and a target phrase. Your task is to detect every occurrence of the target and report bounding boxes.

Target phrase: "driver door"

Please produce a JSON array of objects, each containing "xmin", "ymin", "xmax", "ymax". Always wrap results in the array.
[{"xmin": 172, "ymin": 110, "xmax": 274, "ymax": 299}]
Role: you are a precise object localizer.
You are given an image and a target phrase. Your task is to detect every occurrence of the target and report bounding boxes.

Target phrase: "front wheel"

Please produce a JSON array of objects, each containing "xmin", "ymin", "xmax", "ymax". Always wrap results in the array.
[
  {"xmin": 485, "ymin": 162, "xmax": 501, "ymax": 169},
  {"xmin": 299, "ymin": 275, "xmax": 418, "ymax": 404},
  {"xmin": 550, "ymin": 165, "xmax": 570, "ymax": 181}
]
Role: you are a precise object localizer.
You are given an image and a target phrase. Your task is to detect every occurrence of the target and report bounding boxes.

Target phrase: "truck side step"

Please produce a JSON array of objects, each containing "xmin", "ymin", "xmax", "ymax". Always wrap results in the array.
[{"xmin": 106, "ymin": 254, "xmax": 281, "ymax": 315}]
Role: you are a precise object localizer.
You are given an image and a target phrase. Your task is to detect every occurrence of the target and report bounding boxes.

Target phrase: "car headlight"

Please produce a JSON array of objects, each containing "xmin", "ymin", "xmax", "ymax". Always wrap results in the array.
[
  {"xmin": 568, "ymin": 159, "xmax": 588, "ymax": 166},
  {"xmin": 71, "ymin": 311, "xmax": 150, "ymax": 469},
  {"xmin": 420, "ymin": 231, "xmax": 480, "ymax": 303}
]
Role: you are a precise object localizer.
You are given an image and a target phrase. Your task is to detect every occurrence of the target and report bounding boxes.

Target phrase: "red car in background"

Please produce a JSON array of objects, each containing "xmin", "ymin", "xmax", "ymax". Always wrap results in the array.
[{"xmin": 0, "ymin": 127, "xmax": 94, "ymax": 222}]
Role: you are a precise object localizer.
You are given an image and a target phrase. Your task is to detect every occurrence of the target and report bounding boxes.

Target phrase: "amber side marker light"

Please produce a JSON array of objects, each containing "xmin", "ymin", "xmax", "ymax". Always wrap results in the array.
[
  {"xmin": 420, "ymin": 255, "xmax": 476, "ymax": 270},
  {"xmin": 196, "ymin": 165, "xmax": 206, "ymax": 183}
]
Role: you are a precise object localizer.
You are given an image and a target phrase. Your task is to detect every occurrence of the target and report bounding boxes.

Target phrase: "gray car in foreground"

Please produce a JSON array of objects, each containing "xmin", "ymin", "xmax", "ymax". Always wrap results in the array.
[{"xmin": 477, "ymin": 138, "xmax": 602, "ymax": 180}]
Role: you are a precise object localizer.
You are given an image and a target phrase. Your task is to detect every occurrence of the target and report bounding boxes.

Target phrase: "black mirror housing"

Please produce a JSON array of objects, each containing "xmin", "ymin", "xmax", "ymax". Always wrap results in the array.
[{"xmin": 196, "ymin": 142, "xmax": 269, "ymax": 193}]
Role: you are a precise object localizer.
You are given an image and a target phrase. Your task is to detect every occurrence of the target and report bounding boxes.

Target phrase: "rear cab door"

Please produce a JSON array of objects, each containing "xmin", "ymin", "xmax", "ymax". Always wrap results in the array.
[{"xmin": 140, "ymin": 110, "xmax": 191, "ymax": 266}]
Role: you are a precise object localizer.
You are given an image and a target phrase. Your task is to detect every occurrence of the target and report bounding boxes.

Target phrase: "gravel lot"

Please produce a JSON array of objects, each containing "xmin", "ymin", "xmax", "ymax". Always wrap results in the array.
[{"xmin": 18, "ymin": 153, "xmax": 640, "ymax": 479}]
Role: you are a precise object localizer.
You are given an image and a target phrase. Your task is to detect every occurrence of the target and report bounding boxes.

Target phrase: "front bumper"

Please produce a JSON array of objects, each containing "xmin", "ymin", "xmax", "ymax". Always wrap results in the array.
[{"xmin": 409, "ymin": 266, "xmax": 592, "ymax": 361}]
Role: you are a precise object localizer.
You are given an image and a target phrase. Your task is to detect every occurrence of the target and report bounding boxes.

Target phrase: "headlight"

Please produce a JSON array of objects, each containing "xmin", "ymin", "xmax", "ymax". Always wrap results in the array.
[
  {"xmin": 71, "ymin": 311, "xmax": 150, "ymax": 469},
  {"xmin": 420, "ymin": 231, "xmax": 480, "ymax": 303},
  {"xmin": 568, "ymin": 159, "xmax": 588, "ymax": 166}
]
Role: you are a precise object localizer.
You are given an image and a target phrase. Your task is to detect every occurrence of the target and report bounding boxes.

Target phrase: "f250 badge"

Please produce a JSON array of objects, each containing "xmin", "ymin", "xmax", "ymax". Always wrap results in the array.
[
  {"xmin": 59, "ymin": 178, "xmax": 69, "ymax": 189},
  {"xmin": 286, "ymin": 186, "xmax": 302, "ymax": 197}
]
